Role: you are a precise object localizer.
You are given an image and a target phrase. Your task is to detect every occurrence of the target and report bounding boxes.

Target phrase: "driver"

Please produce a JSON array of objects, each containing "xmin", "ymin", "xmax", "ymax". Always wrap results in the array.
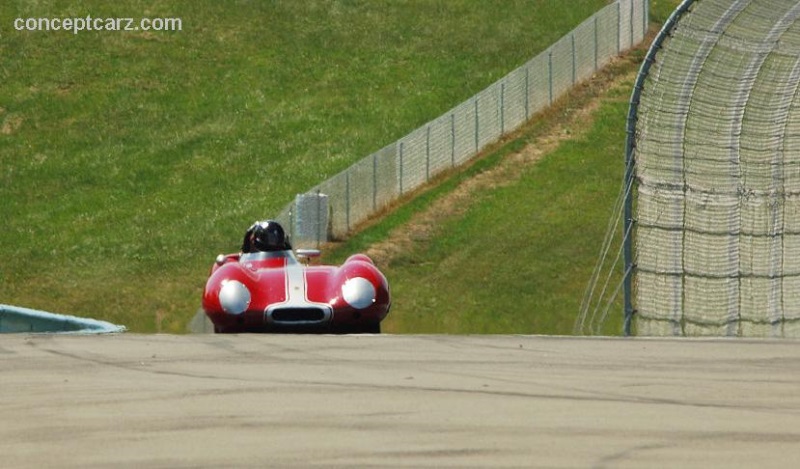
[{"xmin": 241, "ymin": 220, "xmax": 292, "ymax": 253}]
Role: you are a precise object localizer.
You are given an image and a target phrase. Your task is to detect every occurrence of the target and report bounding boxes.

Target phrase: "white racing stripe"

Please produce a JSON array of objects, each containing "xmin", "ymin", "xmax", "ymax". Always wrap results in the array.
[
  {"xmin": 265, "ymin": 257, "xmax": 332, "ymax": 324},
  {"xmin": 285, "ymin": 262, "xmax": 309, "ymax": 306}
]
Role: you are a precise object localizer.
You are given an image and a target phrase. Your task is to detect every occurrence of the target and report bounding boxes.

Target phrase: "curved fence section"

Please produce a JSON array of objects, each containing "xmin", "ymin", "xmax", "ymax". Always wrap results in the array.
[
  {"xmin": 630, "ymin": 0, "xmax": 800, "ymax": 337},
  {"xmin": 277, "ymin": 0, "xmax": 649, "ymax": 246}
]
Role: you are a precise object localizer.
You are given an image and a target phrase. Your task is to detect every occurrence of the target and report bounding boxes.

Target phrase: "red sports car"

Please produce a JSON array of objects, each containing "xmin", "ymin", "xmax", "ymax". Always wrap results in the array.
[{"xmin": 202, "ymin": 246, "xmax": 391, "ymax": 334}]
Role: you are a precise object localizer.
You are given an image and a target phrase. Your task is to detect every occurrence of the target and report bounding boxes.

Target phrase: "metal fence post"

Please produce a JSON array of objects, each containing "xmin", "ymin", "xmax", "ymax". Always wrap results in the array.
[
  {"xmin": 525, "ymin": 66, "xmax": 530, "ymax": 120},
  {"xmin": 617, "ymin": 1, "xmax": 622, "ymax": 54},
  {"xmin": 426, "ymin": 125, "xmax": 431, "ymax": 181},
  {"xmin": 571, "ymin": 33, "xmax": 576, "ymax": 85},
  {"xmin": 474, "ymin": 98, "xmax": 479, "ymax": 152},
  {"xmin": 594, "ymin": 15, "xmax": 599, "ymax": 71},
  {"xmin": 372, "ymin": 152, "xmax": 377, "ymax": 212},
  {"xmin": 289, "ymin": 202, "xmax": 295, "ymax": 244},
  {"xmin": 399, "ymin": 141, "xmax": 404, "ymax": 195},
  {"xmin": 345, "ymin": 171, "xmax": 351, "ymax": 231},
  {"xmin": 548, "ymin": 50, "xmax": 553, "ymax": 105},
  {"xmin": 500, "ymin": 82, "xmax": 505, "ymax": 135},
  {"xmin": 315, "ymin": 189, "xmax": 321, "ymax": 247},
  {"xmin": 450, "ymin": 113, "xmax": 456, "ymax": 167},
  {"xmin": 630, "ymin": 0, "xmax": 634, "ymax": 50}
]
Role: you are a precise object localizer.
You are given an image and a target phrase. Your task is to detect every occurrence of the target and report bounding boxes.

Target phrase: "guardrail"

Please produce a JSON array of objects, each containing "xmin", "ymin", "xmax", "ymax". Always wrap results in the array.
[{"xmin": 0, "ymin": 304, "xmax": 126, "ymax": 334}]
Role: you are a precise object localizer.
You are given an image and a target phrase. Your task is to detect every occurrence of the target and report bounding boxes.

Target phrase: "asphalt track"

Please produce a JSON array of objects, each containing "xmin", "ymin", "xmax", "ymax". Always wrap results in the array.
[{"xmin": 2, "ymin": 333, "xmax": 800, "ymax": 468}]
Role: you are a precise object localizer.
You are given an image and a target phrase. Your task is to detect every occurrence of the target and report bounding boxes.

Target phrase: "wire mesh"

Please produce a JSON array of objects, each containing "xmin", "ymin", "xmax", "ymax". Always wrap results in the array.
[
  {"xmin": 525, "ymin": 53, "xmax": 551, "ymax": 118},
  {"xmin": 634, "ymin": 0, "xmax": 800, "ymax": 337},
  {"xmin": 503, "ymin": 66, "xmax": 529, "ymax": 134},
  {"xmin": 374, "ymin": 143, "xmax": 399, "ymax": 212},
  {"xmin": 292, "ymin": 192, "xmax": 329, "ymax": 248},
  {"xmin": 549, "ymin": 37, "xmax": 575, "ymax": 101},
  {"xmin": 597, "ymin": 4, "xmax": 623, "ymax": 67},
  {"xmin": 574, "ymin": 19, "xmax": 599, "ymax": 83},
  {"xmin": 476, "ymin": 84, "xmax": 502, "ymax": 152},
  {"xmin": 451, "ymin": 97, "xmax": 478, "ymax": 167},
  {"xmin": 428, "ymin": 113, "xmax": 455, "ymax": 180},
  {"xmin": 347, "ymin": 155, "xmax": 376, "ymax": 231},
  {"xmin": 317, "ymin": 171, "xmax": 348, "ymax": 240}
]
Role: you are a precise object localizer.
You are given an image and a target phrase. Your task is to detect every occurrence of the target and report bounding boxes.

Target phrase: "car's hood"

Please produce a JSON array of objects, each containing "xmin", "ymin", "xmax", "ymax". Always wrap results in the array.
[{"xmin": 215, "ymin": 255, "xmax": 338, "ymax": 312}]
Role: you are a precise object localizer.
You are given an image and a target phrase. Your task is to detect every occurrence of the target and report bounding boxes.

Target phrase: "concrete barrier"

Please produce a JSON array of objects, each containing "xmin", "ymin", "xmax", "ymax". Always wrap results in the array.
[{"xmin": 0, "ymin": 304, "xmax": 125, "ymax": 334}]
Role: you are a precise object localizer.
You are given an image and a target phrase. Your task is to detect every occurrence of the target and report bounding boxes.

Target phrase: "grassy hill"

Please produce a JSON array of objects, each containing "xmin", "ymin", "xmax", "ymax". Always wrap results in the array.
[{"xmin": 1, "ymin": 0, "xmax": 611, "ymax": 332}]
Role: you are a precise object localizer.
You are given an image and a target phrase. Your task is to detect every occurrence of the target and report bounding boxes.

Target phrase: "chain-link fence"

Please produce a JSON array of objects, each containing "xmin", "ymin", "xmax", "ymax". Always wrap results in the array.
[
  {"xmin": 277, "ymin": 0, "xmax": 649, "ymax": 247},
  {"xmin": 632, "ymin": 0, "xmax": 800, "ymax": 337}
]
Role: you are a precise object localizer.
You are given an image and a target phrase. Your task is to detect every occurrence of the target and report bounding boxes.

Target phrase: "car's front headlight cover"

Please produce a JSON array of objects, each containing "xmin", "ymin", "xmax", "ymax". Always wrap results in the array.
[
  {"xmin": 219, "ymin": 279, "xmax": 251, "ymax": 315},
  {"xmin": 342, "ymin": 277, "xmax": 376, "ymax": 310}
]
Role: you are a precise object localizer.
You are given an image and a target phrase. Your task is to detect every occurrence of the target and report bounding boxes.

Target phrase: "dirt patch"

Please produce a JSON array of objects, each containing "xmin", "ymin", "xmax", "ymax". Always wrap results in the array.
[
  {"xmin": 361, "ymin": 56, "xmax": 640, "ymax": 268},
  {"xmin": 2, "ymin": 114, "xmax": 24, "ymax": 135}
]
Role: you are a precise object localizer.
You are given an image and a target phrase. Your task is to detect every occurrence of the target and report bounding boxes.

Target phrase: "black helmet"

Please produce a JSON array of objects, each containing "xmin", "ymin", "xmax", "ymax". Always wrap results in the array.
[{"xmin": 243, "ymin": 220, "xmax": 290, "ymax": 252}]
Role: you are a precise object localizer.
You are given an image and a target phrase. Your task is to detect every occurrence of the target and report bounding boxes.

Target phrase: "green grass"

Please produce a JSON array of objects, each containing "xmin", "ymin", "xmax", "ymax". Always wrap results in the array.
[
  {"xmin": 649, "ymin": 0, "xmax": 683, "ymax": 24},
  {"xmin": 0, "ymin": 0, "xmax": 611, "ymax": 332}
]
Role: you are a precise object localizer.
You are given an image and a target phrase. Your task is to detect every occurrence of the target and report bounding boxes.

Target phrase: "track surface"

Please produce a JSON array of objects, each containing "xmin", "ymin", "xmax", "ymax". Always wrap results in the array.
[{"xmin": 2, "ymin": 334, "xmax": 800, "ymax": 468}]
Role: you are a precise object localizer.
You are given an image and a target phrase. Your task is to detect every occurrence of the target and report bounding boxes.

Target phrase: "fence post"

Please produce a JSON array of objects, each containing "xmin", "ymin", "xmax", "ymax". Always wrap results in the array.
[
  {"xmin": 525, "ymin": 66, "xmax": 530, "ymax": 120},
  {"xmin": 372, "ymin": 152, "xmax": 377, "ymax": 212},
  {"xmin": 451, "ymin": 113, "xmax": 456, "ymax": 167},
  {"xmin": 548, "ymin": 50, "xmax": 553, "ymax": 106},
  {"xmin": 426, "ymin": 124, "xmax": 431, "ymax": 181},
  {"xmin": 399, "ymin": 141, "xmax": 404, "ymax": 195},
  {"xmin": 571, "ymin": 33, "xmax": 576, "ymax": 85},
  {"xmin": 289, "ymin": 202, "xmax": 295, "ymax": 245},
  {"xmin": 474, "ymin": 97, "xmax": 479, "ymax": 152},
  {"xmin": 594, "ymin": 15, "xmax": 599, "ymax": 71},
  {"xmin": 630, "ymin": 0, "xmax": 634, "ymax": 50},
  {"xmin": 315, "ymin": 189, "xmax": 322, "ymax": 247},
  {"xmin": 500, "ymin": 82, "xmax": 505, "ymax": 135},
  {"xmin": 345, "ymin": 171, "xmax": 351, "ymax": 231},
  {"xmin": 617, "ymin": 1, "xmax": 621, "ymax": 54}
]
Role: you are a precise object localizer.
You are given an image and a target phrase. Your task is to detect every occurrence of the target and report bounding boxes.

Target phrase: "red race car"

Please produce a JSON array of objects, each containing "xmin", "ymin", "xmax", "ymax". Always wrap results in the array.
[{"xmin": 202, "ymin": 220, "xmax": 390, "ymax": 333}]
